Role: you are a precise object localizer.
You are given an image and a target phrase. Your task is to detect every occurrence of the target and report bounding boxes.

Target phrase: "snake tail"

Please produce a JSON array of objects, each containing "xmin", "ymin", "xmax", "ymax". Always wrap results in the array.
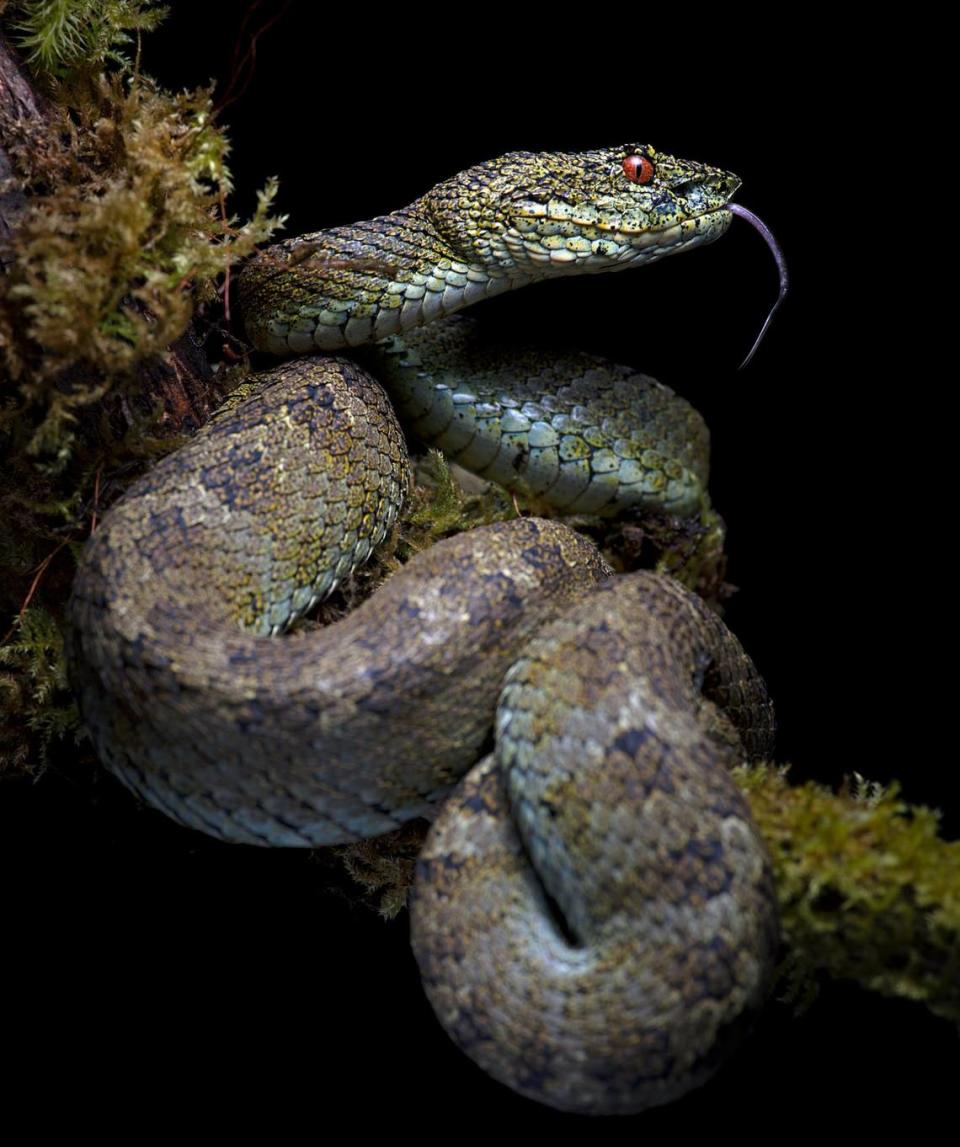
[{"xmin": 412, "ymin": 573, "xmax": 778, "ymax": 1115}]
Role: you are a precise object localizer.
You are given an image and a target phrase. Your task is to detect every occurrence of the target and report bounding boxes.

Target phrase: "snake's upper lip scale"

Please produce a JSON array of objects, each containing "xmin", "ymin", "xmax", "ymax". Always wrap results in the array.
[
  {"xmin": 513, "ymin": 205, "xmax": 734, "ymax": 239},
  {"xmin": 609, "ymin": 207, "xmax": 735, "ymax": 249}
]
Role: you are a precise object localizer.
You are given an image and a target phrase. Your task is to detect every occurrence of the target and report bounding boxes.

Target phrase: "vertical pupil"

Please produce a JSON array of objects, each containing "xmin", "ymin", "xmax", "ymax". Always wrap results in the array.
[{"xmin": 623, "ymin": 155, "xmax": 652, "ymax": 183}]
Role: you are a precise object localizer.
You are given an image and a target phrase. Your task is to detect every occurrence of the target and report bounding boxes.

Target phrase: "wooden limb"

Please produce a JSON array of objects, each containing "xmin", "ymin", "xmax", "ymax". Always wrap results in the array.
[{"xmin": 0, "ymin": 34, "xmax": 50, "ymax": 247}]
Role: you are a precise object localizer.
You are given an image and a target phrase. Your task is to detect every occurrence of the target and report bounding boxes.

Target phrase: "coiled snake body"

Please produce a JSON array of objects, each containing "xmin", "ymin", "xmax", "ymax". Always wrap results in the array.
[{"xmin": 68, "ymin": 144, "xmax": 779, "ymax": 1115}]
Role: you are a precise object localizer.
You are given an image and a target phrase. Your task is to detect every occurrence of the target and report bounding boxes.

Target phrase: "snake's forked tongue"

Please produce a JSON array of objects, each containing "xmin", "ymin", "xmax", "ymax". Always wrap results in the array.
[{"xmin": 726, "ymin": 204, "xmax": 788, "ymax": 369}]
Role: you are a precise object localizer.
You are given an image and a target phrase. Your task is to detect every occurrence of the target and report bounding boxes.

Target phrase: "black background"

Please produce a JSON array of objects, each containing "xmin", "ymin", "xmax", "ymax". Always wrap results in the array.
[{"xmin": 5, "ymin": 5, "xmax": 952, "ymax": 1134}]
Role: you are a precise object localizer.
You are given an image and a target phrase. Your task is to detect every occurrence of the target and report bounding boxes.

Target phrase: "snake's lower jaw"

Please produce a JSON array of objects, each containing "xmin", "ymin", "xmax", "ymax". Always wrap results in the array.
[
  {"xmin": 642, "ymin": 207, "xmax": 735, "ymax": 255},
  {"xmin": 613, "ymin": 209, "xmax": 734, "ymax": 271}
]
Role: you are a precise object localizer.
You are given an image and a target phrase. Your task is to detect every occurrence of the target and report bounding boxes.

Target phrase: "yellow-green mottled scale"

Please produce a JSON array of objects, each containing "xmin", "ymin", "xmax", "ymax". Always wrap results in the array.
[{"xmin": 68, "ymin": 142, "xmax": 778, "ymax": 1116}]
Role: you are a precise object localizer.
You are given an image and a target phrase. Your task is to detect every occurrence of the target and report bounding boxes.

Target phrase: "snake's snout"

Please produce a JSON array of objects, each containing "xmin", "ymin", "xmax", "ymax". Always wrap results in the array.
[{"xmin": 670, "ymin": 169, "xmax": 740, "ymax": 202}]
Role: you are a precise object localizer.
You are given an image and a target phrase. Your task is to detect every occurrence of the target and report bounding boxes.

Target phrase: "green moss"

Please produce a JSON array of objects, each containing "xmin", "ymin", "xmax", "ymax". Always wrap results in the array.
[
  {"xmin": 9, "ymin": 1, "xmax": 168, "ymax": 76},
  {"xmin": 735, "ymin": 764, "xmax": 960, "ymax": 1023},
  {"xmin": 0, "ymin": 74, "xmax": 281, "ymax": 459},
  {"xmin": 335, "ymin": 823, "xmax": 430, "ymax": 919},
  {"xmin": 0, "ymin": 606, "xmax": 79, "ymax": 772},
  {"xmin": 0, "ymin": 5, "xmax": 282, "ymax": 773},
  {"xmin": 401, "ymin": 450, "xmax": 514, "ymax": 556}
]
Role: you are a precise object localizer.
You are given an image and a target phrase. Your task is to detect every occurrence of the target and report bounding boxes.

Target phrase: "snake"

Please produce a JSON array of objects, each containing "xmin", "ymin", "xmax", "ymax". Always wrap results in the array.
[{"xmin": 67, "ymin": 142, "xmax": 782, "ymax": 1115}]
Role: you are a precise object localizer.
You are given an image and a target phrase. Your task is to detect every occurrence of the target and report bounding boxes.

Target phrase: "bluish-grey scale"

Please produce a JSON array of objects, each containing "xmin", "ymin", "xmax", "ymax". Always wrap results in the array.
[
  {"xmin": 547, "ymin": 460, "xmax": 593, "ymax": 511},
  {"xmin": 366, "ymin": 317, "xmax": 710, "ymax": 518},
  {"xmin": 523, "ymin": 447, "xmax": 561, "ymax": 495}
]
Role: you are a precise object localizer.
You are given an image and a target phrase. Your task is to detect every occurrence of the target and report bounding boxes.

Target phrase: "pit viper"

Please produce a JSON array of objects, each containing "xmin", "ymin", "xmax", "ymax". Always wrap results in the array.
[{"xmin": 67, "ymin": 143, "xmax": 781, "ymax": 1115}]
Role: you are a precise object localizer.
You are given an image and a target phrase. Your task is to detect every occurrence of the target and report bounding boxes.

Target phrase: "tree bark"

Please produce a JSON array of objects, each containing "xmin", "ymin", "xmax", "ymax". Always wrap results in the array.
[{"xmin": 0, "ymin": 34, "xmax": 49, "ymax": 246}]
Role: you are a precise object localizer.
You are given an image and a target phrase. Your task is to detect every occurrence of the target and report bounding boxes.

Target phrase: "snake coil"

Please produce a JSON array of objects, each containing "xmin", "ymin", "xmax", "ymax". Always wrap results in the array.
[{"xmin": 68, "ymin": 142, "xmax": 780, "ymax": 1115}]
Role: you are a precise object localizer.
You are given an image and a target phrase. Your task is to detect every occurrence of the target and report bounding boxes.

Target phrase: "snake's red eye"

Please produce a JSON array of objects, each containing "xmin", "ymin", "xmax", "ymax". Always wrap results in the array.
[{"xmin": 622, "ymin": 154, "xmax": 655, "ymax": 184}]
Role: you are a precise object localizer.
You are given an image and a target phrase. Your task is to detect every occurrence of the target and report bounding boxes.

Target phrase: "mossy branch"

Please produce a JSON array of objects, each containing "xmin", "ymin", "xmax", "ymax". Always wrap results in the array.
[
  {"xmin": 736, "ymin": 764, "xmax": 960, "ymax": 1023},
  {"xmin": 0, "ymin": 73, "xmax": 282, "ymax": 458},
  {"xmin": 0, "ymin": 13, "xmax": 282, "ymax": 773}
]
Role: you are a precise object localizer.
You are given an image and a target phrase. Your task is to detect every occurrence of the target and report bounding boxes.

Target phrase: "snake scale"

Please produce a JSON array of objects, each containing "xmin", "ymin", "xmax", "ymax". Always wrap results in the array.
[{"xmin": 67, "ymin": 143, "xmax": 780, "ymax": 1115}]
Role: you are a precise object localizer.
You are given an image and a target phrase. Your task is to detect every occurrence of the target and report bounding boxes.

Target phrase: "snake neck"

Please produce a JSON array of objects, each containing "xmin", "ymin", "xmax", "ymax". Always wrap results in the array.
[
  {"xmin": 238, "ymin": 143, "xmax": 740, "ymax": 359},
  {"xmin": 238, "ymin": 202, "xmax": 533, "ymax": 356}
]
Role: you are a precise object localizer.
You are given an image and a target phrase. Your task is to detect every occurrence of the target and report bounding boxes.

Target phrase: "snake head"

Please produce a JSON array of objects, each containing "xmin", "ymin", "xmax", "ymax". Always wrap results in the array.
[{"xmin": 424, "ymin": 143, "xmax": 741, "ymax": 278}]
